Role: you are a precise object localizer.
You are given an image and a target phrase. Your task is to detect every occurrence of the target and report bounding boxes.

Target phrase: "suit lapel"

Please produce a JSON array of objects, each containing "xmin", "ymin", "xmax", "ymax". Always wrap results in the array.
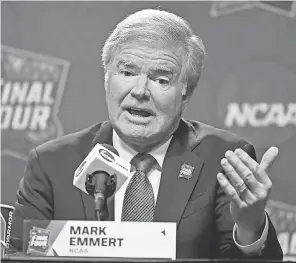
[
  {"xmin": 82, "ymin": 121, "xmax": 114, "ymax": 158},
  {"xmin": 80, "ymin": 122, "xmax": 115, "ymax": 221},
  {"xmin": 154, "ymin": 119, "xmax": 204, "ymax": 225}
]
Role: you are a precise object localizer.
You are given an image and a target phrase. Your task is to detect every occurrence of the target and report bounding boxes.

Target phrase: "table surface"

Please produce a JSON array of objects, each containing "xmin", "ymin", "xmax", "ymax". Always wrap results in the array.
[{"xmin": 1, "ymin": 253, "xmax": 288, "ymax": 263}]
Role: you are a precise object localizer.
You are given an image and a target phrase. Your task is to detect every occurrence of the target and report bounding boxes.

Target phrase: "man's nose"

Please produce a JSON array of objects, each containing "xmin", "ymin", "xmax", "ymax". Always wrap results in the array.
[{"xmin": 130, "ymin": 74, "xmax": 150, "ymax": 99}]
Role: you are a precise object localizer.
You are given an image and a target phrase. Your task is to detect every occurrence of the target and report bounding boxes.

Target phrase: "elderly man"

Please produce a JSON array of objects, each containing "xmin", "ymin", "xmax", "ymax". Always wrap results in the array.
[{"xmin": 11, "ymin": 9, "xmax": 282, "ymax": 259}]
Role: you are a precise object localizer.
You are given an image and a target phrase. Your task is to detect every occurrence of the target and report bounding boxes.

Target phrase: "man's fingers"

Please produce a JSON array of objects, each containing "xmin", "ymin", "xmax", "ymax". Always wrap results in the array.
[
  {"xmin": 221, "ymin": 157, "xmax": 243, "ymax": 187},
  {"xmin": 224, "ymin": 151, "xmax": 261, "ymax": 192},
  {"xmin": 221, "ymin": 156, "xmax": 257, "ymax": 204},
  {"xmin": 260, "ymin": 146, "xmax": 279, "ymax": 171},
  {"xmin": 234, "ymin": 148, "xmax": 269, "ymax": 185},
  {"xmin": 217, "ymin": 172, "xmax": 247, "ymax": 208}
]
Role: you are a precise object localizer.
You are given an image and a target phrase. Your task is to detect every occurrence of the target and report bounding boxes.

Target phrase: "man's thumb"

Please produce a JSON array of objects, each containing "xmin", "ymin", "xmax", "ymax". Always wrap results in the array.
[{"xmin": 260, "ymin": 146, "xmax": 279, "ymax": 171}]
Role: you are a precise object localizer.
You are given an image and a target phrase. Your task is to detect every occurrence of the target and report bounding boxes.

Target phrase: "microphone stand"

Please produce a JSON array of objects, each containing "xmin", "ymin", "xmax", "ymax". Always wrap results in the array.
[
  {"xmin": 85, "ymin": 172, "xmax": 116, "ymax": 221},
  {"xmin": 94, "ymin": 192, "xmax": 108, "ymax": 221}
]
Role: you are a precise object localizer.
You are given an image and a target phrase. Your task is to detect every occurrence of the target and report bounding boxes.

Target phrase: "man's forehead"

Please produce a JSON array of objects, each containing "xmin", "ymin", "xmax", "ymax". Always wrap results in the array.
[{"xmin": 114, "ymin": 46, "xmax": 182, "ymax": 71}]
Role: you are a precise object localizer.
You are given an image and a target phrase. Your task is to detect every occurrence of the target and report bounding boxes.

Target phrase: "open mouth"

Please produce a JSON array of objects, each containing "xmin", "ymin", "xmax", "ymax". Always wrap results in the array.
[{"xmin": 126, "ymin": 108, "xmax": 153, "ymax": 117}]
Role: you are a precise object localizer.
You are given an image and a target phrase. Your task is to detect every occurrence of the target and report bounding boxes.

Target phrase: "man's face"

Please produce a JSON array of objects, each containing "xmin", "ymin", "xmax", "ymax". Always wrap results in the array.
[{"xmin": 105, "ymin": 43, "xmax": 189, "ymax": 151}]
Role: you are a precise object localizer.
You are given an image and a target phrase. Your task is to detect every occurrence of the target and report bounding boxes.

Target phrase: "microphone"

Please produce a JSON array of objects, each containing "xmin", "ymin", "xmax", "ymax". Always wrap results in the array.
[
  {"xmin": 85, "ymin": 145, "xmax": 119, "ymax": 220},
  {"xmin": 73, "ymin": 143, "xmax": 130, "ymax": 220}
]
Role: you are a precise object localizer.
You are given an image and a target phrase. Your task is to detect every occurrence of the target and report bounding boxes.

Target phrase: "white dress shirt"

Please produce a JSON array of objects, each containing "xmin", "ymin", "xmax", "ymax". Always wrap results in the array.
[{"xmin": 112, "ymin": 130, "xmax": 268, "ymax": 254}]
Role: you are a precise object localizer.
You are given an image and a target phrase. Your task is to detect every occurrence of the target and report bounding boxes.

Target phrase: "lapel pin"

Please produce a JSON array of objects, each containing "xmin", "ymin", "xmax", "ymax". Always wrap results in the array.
[{"xmin": 178, "ymin": 163, "xmax": 194, "ymax": 180}]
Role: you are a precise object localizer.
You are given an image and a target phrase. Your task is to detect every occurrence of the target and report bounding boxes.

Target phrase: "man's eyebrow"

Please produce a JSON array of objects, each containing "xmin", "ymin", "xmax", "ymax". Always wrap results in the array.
[
  {"xmin": 116, "ymin": 59, "xmax": 138, "ymax": 68},
  {"xmin": 116, "ymin": 59, "xmax": 177, "ymax": 76},
  {"xmin": 149, "ymin": 67, "xmax": 175, "ymax": 76}
]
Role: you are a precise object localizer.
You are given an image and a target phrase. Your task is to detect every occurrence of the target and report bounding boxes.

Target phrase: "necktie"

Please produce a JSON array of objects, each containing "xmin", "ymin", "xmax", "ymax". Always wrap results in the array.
[{"xmin": 121, "ymin": 153, "xmax": 156, "ymax": 222}]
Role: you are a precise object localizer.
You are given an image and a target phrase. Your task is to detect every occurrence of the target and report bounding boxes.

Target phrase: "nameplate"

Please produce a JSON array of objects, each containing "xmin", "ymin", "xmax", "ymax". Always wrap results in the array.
[{"xmin": 23, "ymin": 220, "xmax": 176, "ymax": 259}]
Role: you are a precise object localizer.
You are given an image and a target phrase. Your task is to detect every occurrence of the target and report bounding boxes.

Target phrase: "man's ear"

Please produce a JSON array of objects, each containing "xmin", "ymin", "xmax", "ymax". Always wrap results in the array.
[
  {"xmin": 104, "ymin": 72, "xmax": 110, "ymax": 91},
  {"xmin": 181, "ymin": 86, "xmax": 192, "ymax": 112}
]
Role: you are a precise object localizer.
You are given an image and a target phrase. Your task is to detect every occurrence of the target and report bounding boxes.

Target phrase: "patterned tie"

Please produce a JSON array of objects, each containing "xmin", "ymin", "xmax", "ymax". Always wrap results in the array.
[{"xmin": 121, "ymin": 153, "xmax": 156, "ymax": 222}]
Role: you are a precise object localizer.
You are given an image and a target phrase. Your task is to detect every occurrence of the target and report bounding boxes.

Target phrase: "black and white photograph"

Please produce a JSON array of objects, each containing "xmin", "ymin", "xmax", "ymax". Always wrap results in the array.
[{"xmin": 1, "ymin": 1, "xmax": 296, "ymax": 262}]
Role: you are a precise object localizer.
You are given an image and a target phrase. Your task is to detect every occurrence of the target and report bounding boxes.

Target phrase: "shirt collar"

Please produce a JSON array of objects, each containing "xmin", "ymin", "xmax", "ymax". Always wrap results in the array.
[{"xmin": 112, "ymin": 129, "xmax": 172, "ymax": 171}]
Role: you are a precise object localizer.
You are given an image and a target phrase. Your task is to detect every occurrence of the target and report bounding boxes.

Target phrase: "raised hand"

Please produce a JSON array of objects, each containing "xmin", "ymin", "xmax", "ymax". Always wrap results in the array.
[{"xmin": 217, "ymin": 146, "xmax": 279, "ymax": 244}]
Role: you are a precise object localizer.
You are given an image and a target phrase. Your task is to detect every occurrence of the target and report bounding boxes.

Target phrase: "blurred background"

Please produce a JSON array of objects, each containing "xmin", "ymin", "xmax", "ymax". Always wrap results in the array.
[{"xmin": 1, "ymin": 1, "xmax": 296, "ymax": 259}]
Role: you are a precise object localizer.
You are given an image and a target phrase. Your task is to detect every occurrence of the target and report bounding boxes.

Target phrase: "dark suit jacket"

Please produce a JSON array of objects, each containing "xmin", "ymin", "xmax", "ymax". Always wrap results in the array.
[{"xmin": 11, "ymin": 119, "xmax": 283, "ymax": 259}]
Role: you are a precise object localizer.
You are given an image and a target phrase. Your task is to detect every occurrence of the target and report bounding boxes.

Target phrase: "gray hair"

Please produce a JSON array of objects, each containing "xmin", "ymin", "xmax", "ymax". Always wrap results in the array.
[{"xmin": 102, "ymin": 9, "xmax": 206, "ymax": 96}]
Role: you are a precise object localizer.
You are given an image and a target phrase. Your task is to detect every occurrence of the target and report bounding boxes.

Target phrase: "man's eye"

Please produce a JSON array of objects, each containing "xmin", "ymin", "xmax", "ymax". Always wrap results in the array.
[
  {"xmin": 156, "ymin": 78, "xmax": 169, "ymax": 85},
  {"xmin": 120, "ymin": 70, "xmax": 133, "ymax": 77}
]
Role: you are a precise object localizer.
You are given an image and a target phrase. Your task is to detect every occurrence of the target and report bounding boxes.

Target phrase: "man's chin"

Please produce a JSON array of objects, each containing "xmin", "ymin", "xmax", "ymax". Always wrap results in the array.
[
  {"xmin": 115, "ymin": 125, "xmax": 154, "ymax": 142},
  {"xmin": 114, "ymin": 124, "xmax": 171, "ymax": 152},
  {"xmin": 121, "ymin": 128, "xmax": 152, "ymax": 141}
]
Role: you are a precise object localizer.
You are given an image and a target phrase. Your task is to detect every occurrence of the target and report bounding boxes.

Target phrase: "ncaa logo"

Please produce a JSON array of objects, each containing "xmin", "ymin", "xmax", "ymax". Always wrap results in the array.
[
  {"xmin": 99, "ymin": 149, "xmax": 115, "ymax": 163},
  {"xmin": 216, "ymin": 61, "xmax": 296, "ymax": 149}
]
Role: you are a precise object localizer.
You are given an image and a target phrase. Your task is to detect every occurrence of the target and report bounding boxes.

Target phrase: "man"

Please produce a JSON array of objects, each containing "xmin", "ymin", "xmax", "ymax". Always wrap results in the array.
[{"xmin": 11, "ymin": 9, "xmax": 282, "ymax": 259}]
